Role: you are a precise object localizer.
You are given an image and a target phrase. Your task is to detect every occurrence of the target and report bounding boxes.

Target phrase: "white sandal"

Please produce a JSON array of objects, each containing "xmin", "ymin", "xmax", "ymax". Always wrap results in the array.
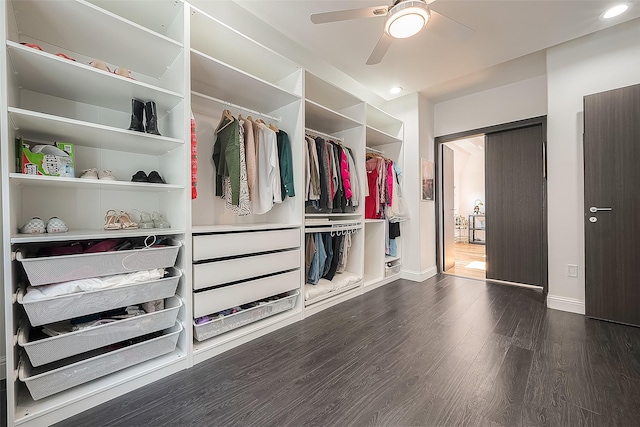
[{"xmin": 103, "ymin": 210, "xmax": 121, "ymax": 230}]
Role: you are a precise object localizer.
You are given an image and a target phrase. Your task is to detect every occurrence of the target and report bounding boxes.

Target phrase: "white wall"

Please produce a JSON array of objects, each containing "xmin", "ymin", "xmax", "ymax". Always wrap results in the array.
[
  {"xmin": 386, "ymin": 93, "xmax": 437, "ymax": 281},
  {"xmin": 457, "ymin": 151, "xmax": 485, "ymax": 220},
  {"xmin": 546, "ymin": 18, "xmax": 640, "ymax": 312},
  {"xmin": 434, "ymin": 75, "xmax": 547, "ymax": 137}
]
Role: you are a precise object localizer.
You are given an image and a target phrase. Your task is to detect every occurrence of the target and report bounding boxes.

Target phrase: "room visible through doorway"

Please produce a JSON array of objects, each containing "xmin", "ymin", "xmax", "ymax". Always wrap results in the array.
[{"xmin": 442, "ymin": 137, "xmax": 486, "ymax": 280}]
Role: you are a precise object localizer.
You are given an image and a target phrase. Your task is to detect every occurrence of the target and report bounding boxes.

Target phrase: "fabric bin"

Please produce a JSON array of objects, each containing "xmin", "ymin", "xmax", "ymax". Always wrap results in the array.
[
  {"xmin": 18, "ymin": 269, "xmax": 181, "ymax": 326},
  {"xmin": 194, "ymin": 291, "xmax": 298, "ymax": 342},
  {"xmin": 19, "ymin": 296, "xmax": 182, "ymax": 367},
  {"xmin": 19, "ymin": 323, "xmax": 182, "ymax": 401},
  {"xmin": 17, "ymin": 240, "xmax": 181, "ymax": 286}
]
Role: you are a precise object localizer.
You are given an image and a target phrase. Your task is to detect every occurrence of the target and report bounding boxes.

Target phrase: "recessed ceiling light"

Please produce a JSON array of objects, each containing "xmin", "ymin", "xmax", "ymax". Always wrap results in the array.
[
  {"xmin": 389, "ymin": 86, "xmax": 403, "ymax": 94},
  {"xmin": 600, "ymin": 3, "xmax": 632, "ymax": 20}
]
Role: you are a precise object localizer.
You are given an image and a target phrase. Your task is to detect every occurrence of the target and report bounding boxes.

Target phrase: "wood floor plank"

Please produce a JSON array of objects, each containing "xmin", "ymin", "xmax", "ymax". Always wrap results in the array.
[
  {"xmin": 57, "ymin": 275, "xmax": 640, "ymax": 427},
  {"xmin": 482, "ymin": 345, "xmax": 534, "ymax": 425}
]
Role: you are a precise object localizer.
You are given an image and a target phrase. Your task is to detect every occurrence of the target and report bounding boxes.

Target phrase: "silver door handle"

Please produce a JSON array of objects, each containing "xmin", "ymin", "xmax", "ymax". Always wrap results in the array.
[{"xmin": 589, "ymin": 207, "xmax": 612, "ymax": 213}]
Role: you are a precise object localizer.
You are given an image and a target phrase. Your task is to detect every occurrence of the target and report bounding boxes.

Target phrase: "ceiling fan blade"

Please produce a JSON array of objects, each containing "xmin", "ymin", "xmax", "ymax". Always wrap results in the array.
[
  {"xmin": 427, "ymin": 9, "xmax": 474, "ymax": 41},
  {"xmin": 311, "ymin": 5, "xmax": 389, "ymax": 24},
  {"xmin": 366, "ymin": 33, "xmax": 393, "ymax": 65}
]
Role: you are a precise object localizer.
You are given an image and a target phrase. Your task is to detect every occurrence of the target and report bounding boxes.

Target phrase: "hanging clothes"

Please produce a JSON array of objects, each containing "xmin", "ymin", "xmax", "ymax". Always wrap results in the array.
[
  {"xmin": 222, "ymin": 122, "xmax": 250, "ymax": 216},
  {"xmin": 190, "ymin": 111, "xmax": 198, "ymax": 200},
  {"xmin": 213, "ymin": 112, "xmax": 240, "ymax": 205},
  {"xmin": 253, "ymin": 123, "xmax": 282, "ymax": 214},
  {"xmin": 277, "ymin": 130, "xmax": 295, "ymax": 200},
  {"xmin": 241, "ymin": 117, "xmax": 257, "ymax": 202}
]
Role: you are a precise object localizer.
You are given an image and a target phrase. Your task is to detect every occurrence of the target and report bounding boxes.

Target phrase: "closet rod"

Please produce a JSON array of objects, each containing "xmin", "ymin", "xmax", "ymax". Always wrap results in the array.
[
  {"xmin": 366, "ymin": 146, "xmax": 384, "ymax": 154},
  {"xmin": 304, "ymin": 225, "xmax": 362, "ymax": 233},
  {"xmin": 305, "ymin": 127, "xmax": 344, "ymax": 142},
  {"xmin": 191, "ymin": 91, "xmax": 282, "ymax": 122}
]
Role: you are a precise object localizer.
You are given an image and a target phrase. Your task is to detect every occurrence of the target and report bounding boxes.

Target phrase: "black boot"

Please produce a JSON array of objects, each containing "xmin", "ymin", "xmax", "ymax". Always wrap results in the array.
[
  {"xmin": 127, "ymin": 99, "xmax": 145, "ymax": 132},
  {"xmin": 144, "ymin": 101, "xmax": 161, "ymax": 135}
]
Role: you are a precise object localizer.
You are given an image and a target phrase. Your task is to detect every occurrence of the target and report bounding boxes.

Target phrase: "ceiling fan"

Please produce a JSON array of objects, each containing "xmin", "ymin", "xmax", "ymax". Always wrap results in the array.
[{"xmin": 310, "ymin": 0, "xmax": 473, "ymax": 65}]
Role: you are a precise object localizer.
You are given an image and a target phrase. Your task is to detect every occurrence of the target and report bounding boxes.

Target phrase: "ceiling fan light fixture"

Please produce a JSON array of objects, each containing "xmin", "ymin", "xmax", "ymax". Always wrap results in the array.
[
  {"xmin": 600, "ymin": 3, "xmax": 632, "ymax": 19},
  {"xmin": 389, "ymin": 86, "xmax": 403, "ymax": 94},
  {"xmin": 385, "ymin": 0, "xmax": 430, "ymax": 39}
]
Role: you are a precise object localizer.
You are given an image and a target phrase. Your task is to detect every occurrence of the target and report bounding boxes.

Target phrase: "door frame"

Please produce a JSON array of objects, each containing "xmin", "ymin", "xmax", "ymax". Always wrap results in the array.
[{"xmin": 433, "ymin": 116, "xmax": 548, "ymax": 293}]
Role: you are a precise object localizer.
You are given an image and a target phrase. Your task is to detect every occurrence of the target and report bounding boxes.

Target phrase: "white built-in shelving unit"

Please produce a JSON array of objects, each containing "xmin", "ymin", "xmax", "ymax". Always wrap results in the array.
[
  {"xmin": 188, "ymin": 4, "xmax": 304, "ymax": 364},
  {"xmin": 363, "ymin": 105, "xmax": 404, "ymax": 290},
  {"xmin": 1, "ymin": 1, "xmax": 189, "ymax": 425},
  {"xmin": 1, "ymin": 2, "xmax": 406, "ymax": 425}
]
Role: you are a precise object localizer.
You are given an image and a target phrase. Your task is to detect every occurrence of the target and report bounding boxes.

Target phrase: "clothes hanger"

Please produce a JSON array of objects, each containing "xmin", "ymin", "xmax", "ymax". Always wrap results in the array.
[
  {"xmin": 214, "ymin": 109, "xmax": 234, "ymax": 134},
  {"xmin": 268, "ymin": 123, "xmax": 279, "ymax": 133}
]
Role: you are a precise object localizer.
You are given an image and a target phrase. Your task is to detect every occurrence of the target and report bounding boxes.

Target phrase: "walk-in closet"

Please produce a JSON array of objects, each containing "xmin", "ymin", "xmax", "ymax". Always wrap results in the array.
[{"xmin": 0, "ymin": 2, "xmax": 404, "ymax": 425}]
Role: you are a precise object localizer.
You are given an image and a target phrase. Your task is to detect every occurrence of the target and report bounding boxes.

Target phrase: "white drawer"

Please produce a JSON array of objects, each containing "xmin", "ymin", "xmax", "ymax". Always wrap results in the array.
[
  {"xmin": 193, "ymin": 249, "xmax": 300, "ymax": 290},
  {"xmin": 192, "ymin": 228, "xmax": 300, "ymax": 261},
  {"xmin": 193, "ymin": 270, "xmax": 300, "ymax": 317}
]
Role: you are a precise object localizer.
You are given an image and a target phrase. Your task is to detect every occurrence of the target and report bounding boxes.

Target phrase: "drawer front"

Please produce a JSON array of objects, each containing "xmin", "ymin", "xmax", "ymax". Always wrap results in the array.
[
  {"xmin": 193, "ymin": 228, "xmax": 300, "ymax": 261},
  {"xmin": 193, "ymin": 270, "xmax": 300, "ymax": 317},
  {"xmin": 193, "ymin": 249, "xmax": 300, "ymax": 290}
]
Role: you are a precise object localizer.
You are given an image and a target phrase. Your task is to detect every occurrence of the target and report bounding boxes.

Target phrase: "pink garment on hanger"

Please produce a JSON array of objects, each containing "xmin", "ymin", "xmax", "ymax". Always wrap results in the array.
[{"xmin": 340, "ymin": 149, "xmax": 352, "ymax": 200}]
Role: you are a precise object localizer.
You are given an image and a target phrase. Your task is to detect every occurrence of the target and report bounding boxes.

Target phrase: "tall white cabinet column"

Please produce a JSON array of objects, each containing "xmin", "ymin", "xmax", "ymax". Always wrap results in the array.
[
  {"xmin": 1, "ymin": 1, "xmax": 190, "ymax": 425},
  {"xmin": 188, "ymin": 5, "xmax": 305, "ymax": 364}
]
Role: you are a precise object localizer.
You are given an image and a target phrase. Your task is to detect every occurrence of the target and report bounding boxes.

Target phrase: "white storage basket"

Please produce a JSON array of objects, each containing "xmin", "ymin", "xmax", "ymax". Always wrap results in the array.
[
  {"xmin": 18, "ymin": 269, "xmax": 181, "ymax": 326},
  {"xmin": 385, "ymin": 264, "xmax": 401, "ymax": 277},
  {"xmin": 19, "ymin": 323, "xmax": 182, "ymax": 401},
  {"xmin": 17, "ymin": 240, "xmax": 181, "ymax": 286},
  {"xmin": 19, "ymin": 297, "xmax": 182, "ymax": 367},
  {"xmin": 194, "ymin": 291, "xmax": 298, "ymax": 342}
]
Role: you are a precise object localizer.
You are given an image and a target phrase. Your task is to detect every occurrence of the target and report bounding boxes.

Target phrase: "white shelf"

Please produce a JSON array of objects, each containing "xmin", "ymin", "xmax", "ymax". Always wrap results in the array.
[
  {"xmin": 9, "ymin": 108, "xmax": 183, "ymax": 155},
  {"xmin": 10, "ymin": 174, "xmax": 184, "ymax": 192},
  {"xmin": 385, "ymin": 255, "xmax": 401, "ymax": 263},
  {"xmin": 86, "ymin": 0, "xmax": 184, "ymax": 39},
  {"xmin": 306, "ymin": 213, "xmax": 362, "ymax": 217},
  {"xmin": 7, "ymin": 42, "xmax": 184, "ymax": 112},
  {"xmin": 365, "ymin": 219, "xmax": 385, "ymax": 223},
  {"xmin": 305, "ymin": 72, "xmax": 363, "ymax": 120},
  {"xmin": 305, "ymin": 100, "xmax": 361, "ymax": 134},
  {"xmin": 11, "ymin": 228, "xmax": 184, "ymax": 244},
  {"xmin": 366, "ymin": 125, "xmax": 402, "ymax": 146},
  {"xmin": 190, "ymin": 6, "xmax": 301, "ymax": 89},
  {"xmin": 191, "ymin": 49, "xmax": 300, "ymax": 114},
  {"xmin": 11, "ymin": 0, "xmax": 183, "ymax": 77},
  {"xmin": 192, "ymin": 223, "xmax": 300, "ymax": 234},
  {"xmin": 304, "ymin": 281, "xmax": 362, "ymax": 306}
]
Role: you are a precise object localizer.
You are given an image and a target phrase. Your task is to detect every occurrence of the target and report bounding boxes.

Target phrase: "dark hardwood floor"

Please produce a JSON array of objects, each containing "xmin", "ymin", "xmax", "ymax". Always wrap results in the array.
[{"xmin": 59, "ymin": 275, "xmax": 640, "ymax": 426}]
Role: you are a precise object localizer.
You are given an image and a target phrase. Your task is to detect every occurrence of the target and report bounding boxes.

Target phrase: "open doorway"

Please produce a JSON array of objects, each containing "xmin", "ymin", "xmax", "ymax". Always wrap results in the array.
[{"xmin": 442, "ymin": 137, "xmax": 486, "ymax": 280}]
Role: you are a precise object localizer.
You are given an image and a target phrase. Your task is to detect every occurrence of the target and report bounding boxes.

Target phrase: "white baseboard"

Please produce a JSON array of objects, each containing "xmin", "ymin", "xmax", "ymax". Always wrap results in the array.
[
  {"xmin": 401, "ymin": 266, "xmax": 438, "ymax": 282},
  {"xmin": 1, "ymin": 356, "xmax": 6, "ymax": 380},
  {"xmin": 547, "ymin": 294, "xmax": 586, "ymax": 315}
]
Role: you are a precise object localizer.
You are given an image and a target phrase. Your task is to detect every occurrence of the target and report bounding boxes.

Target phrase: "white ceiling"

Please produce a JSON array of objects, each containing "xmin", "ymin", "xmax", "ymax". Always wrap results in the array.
[{"xmin": 234, "ymin": 0, "xmax": 640, "ymax": 102}]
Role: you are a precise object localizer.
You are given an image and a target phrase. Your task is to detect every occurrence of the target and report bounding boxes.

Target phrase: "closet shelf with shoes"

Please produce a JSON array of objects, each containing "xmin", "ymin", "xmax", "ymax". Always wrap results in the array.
[
  {"xmin": 9, "ymin": 173, "xmax": 183, "ymax": 191},
  {"xmin": 7, "ymin": 42, "xmax": 184, "ymax": 113},
  {"xmin": 8, "ymin": 108, "xmax": 183, "ymax": 155},
  {"xmin": 8, "ymin": 0, "xmax": 184, "ymax": 78}
]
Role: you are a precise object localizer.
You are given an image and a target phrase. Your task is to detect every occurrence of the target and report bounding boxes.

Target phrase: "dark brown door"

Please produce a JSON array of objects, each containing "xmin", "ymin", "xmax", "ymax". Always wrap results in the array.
[
  {"xmin": 485, "ymin": 125, "xmax": 545, "ymax": 287},
  {"xmin": 584, "ymin": 84, "xmax": 640, "ymax": 326}
]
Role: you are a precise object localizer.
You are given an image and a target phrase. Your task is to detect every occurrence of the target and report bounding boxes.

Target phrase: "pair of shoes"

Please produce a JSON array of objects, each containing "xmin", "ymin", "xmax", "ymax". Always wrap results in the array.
[
  {"xmin": 104, "ymin": 210, "xmax": 138, "ymax": 230},
  {"xmin": 133, "ymin": 210, "xmax": 170, "ymax": 229},
  {"xmin": 89, "ymin": 59, "xmax": 134, "ymax": 79},
  {"xmin": 21, "ymin": 42, "xmax": 76, "ymax": 61},
  {"xmin": 79, "ymin": 168, "xmax": 116, "ymax": 180},
  {"xmin": 20, "ymin": 217, "xmax": 68, "ymax": 234},
  {"xmin": 127, "ymin": 99, "xmax": 161, "ymax": 135},
  {"xmin": 131, "ymin": 171, "xmax": 165, "ymax": 184}
]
